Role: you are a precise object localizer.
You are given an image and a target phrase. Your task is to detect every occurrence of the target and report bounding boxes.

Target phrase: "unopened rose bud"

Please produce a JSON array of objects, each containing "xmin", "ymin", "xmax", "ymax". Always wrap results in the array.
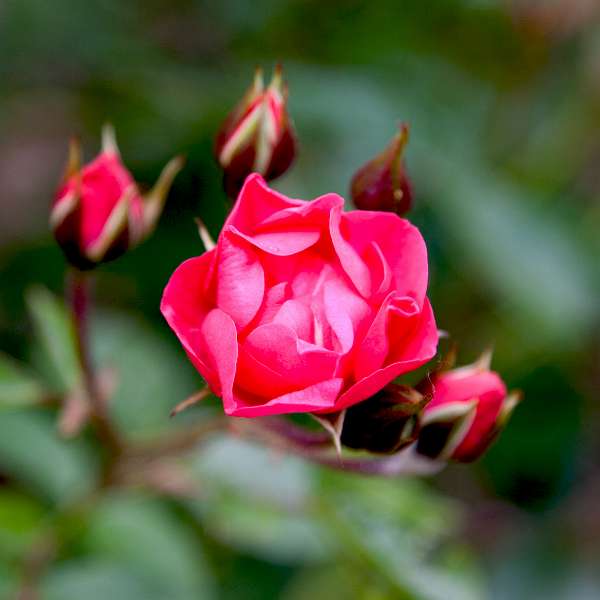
[
  {"xmin": 215, "ymin": 65, "xmax": 296, "ymax": 198},
  {"xmin": 50, "ymin": 124, "xmax": 183, "ymax": 270},
  {"xmin": 350, "ymin": 123, "xmax": 413, "ymax": 215},
  {"xmin": 341, "ymin": 384, "xmax": 427, "ymax": 454},
  {"xmin": 416, "ymin": 353, "xmax": 520, "ymax": 462}
]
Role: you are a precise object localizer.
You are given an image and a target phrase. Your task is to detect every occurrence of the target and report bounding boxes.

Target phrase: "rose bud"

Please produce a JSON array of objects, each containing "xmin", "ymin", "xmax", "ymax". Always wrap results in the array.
[
  {"xmin": 162, "ymin": 174, "xmax": 438, "ymax": 417},
  {"xmin": 214, "ymin": 65, "xmax": 296, "ymax": 198},
  {"xmin": 350, "ymin": 123, "xmax": 413, "ymax": 216},
  {"xmin": 341, "ymin": 384, "xmax": 427, "ymax": 454},
  {"xmin": 50, "ymin": 124, "xmax": 183, "ymax": 270},
  {"xmin": 416, "ymin": 354, "xmax": 520, "ymax": 462}
]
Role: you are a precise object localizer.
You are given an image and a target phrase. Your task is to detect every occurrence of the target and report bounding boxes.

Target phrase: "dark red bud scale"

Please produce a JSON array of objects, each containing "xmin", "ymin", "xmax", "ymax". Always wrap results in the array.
[{"xmin": 341, "ymin": 384, "xmax": 427, "ymax": 454}]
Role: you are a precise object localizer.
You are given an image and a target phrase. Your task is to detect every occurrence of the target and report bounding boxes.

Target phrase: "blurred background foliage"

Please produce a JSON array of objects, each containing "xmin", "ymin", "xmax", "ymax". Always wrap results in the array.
[{"xmin": 1, "ymin": 0, "xmax": 599, "ymax": 598}]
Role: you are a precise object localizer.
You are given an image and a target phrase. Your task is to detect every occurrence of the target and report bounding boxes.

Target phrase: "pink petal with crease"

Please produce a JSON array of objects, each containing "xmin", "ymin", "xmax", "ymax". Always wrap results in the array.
[
  {"xmin": 224, "ymin": 174, "xmax": 303, "ymax": 233},
  {"xmin": 329, "ymin": 206, "xmax": 372, "ymax": 298},
  {"xmin": 216, "ymin": 232, "xmax": 264, "ymax": 330},
  {"xmin": 332, "ymin": 299, "xmax": 438, "ymax": 412},
  {"xmin": 229, "ymin": 225, "xmax": 320, "ymax": 256},
  {"xmin": 225, "ymin": 378, "xmax": 344, "ymax": 417},
  {"xmin": 343, "ymin": 210, "xmax": 429, "ymax": 305},
  {"xmin": 238, "ymin": 323, "xmax": 339, "ymax": 394},
  {"xmin": 198, "ymin": 309, "xmax": 238, "ymax": 400},
  {"xmin": 160, "ymin": 252, "xmax": 219, "ymax": 389}
]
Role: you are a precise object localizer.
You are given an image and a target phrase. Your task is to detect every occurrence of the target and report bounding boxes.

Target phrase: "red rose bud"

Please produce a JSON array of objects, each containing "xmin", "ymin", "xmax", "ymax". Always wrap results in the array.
[
  {"xmin": 416, "ymin": 353, "xmax": 520, "ymax": 462},
  {"xmin": 350, "ymin": 123, "xmax": 413, "ymax": 215},
  {"xmin": 215, "ymin": 65, "xmax": 296, "ymax": 198},
  {"xmin": 341, "ymin": 384, "xmax": 427, "ymax": 454},
  {"xmin": 51, "ymin": 124, "xmax": 184, "ymax": 270}
]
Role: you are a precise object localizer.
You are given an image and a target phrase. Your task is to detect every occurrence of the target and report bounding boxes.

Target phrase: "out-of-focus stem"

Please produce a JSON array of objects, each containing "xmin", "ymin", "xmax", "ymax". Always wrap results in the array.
[
  {"xmin": 233, "ymin": 419, "xmax": 443, "ymax": 477},
  {"xmin": 66, "ymin": 268, "xmax": 123, "ymax": 458},
  {"xmin": 259, "ymin": 416, "xmax": 332, "ymax": 447},
  {"xmin": 14, "ymin": 535, "xmax": 57, "ymax": 600},
  {"xmin": 132, "ymin": 416, "xmax": 227, "ymax": 459}
]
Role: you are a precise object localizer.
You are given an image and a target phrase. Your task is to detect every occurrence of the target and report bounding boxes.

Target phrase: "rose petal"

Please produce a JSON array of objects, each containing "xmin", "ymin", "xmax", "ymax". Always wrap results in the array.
[
  {"xmin": 79, "ymin": 153, "xmax": 141, "ymax": 248},
  {"xmin": 216, "ymin": 232, "xmax": 265, "ymax": 330},
  {"xmin": 272, "ymin": 299, "xmax": 314, "ymax": 341},
  {"xmin": 387, "ymin": 298, "xmax": 438, "ymax": 363},
  {"xmin": 329, "ymin": 206, "xmax": 372, "ymax": 298},
  {"xmin": 333, "ymin": 299, "xmax": 438, "ymax": 411},
  {"xmin": 160, "ymin": 252, "xmax": 219, "ymax": 388},
  {"xmin": 427, "ymin": 370, "xmax": 507, "ymax": 411},
  {"xmin": 368, "ymin": 241, "xmax": 392, "ymax": 298},
  {"xmin": 343, "ymin": 211, "xmax": 429, "ymax": 305},
  {"xmin": 224, "ymin": 173, "xmax": 303, "ymax": 234},
  {"xmin": 238, "ymin": 323, "xmax": 339, "ymax": 394},
  {"xmin": 322, "ymin": 277, "xmax": 370, "ymax": 355},
  {"xmin": 253, "ymin": 281, "xmax": 289, "ymax": 327},
  {"xmin": 225, "ymin": 378, "xmax": 344, "ymax": 417},
  {"xmin": 229, "ymin": 225, "xmax": 320, "ymax": 256},
  {"xmin": 258, "ymin": 192, "xmax": 343, "ymax": 229},
  {"xmin": 197, "ymin": 308, "xmax": 238, "ymax": 400},
  {"xmin": 353, "ymin": 293, "xmax": 421, "ymax": 382}
]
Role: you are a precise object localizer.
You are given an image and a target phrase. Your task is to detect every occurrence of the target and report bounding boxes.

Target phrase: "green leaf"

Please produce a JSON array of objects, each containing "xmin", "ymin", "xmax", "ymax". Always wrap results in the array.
[
  {"xmin": 26, "ymin": 286, "xmax": 81, "ymax": 393},
  {"xmin": 90, "ymin": 310, "xmax": 200, "ymax": 436},
  {"xmin": 0, "ymin": 490, "xmax": 46, "ymax": 560},
  {"xmin": 82, "ymin": 492, "xmax": 215, "ymax": 600},
  {"xmin": 419, "ymin": 155, "xmax": 597, "ymax": 349},
  {"xmin": 0, "ymin": 561, "xmax": 19, "ymax": 598},
  {"xmin": 317, "ymin": 495, "xmax": 483, "ymax": 600},
  {"xmin": 0, "ymin": 352, "xmax": 45, "ymax": 408},
  {"xmin": 189, "ymin": 437, "xmax": 331, "ymax": 564},
  {"xmin": 41, "ymin": 560, "xmax": 164, "ymax": 600},
  {"xmin": 0, "ymin": 411, "xmax": 96, "ymax": 505},
  {"xmin": 320, "ymin": 471, "xmax": 460, "ymax": 545}
]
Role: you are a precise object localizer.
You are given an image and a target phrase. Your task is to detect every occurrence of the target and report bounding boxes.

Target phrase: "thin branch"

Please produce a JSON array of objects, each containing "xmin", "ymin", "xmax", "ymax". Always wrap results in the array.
[
  {"xmin": 14, "ymin": 533, "xmax": 57, "ymax": 600},
  {"xmin": 258, "ymin": 416, "xmax": 332, "ymax": 447},
  {"xmin": 131, "ymin": 417, "xmax": 227, "ymax": 459},
  {"xmin": 67, "ymin": 269, "xmax": 123, "ymax": 457},
  {"xmin": 232, "ymin": 419, "xmax": 444, "ymax": 477},
  {"xmin": 170, "ymin": 387, "xmax": 212, "ymax": 417}
]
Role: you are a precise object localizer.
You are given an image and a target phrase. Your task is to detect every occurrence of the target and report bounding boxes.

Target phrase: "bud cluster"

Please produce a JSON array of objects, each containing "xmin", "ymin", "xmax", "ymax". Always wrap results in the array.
[
  {"xmin": 340, "ymin": 351, "xmax": 520, "ymax": 463},
  {"xmin": 49, "ymin": 65, "xmax": 519, "ymax": 471}
]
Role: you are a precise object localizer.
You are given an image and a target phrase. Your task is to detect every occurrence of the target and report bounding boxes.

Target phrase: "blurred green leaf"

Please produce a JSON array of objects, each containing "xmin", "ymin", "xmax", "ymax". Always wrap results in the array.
[
  {"xmin": 282, "ymin": 564, "xmax": 368, "ymax": 600},
  {"xmin": 320, "ymin": 471, "xmax": 461, "ymax": 547},
  {"xmin": 26, "ymin": 286, "xmax": 81, "ymax": 393},
  {"xmin": 82, "ymin": 492, "xmax": 215, "ymax": 600},
  {"xmin": 0, "ymin": 490, "xmax": 46, "ymax": 560},
  {"xmin": 0, "ymin": 352, "xmax": 45, "ymax": 408},
  {"xmin": 41, "ymin": 560, "xmax": 166, "ymax": 600},
  {"xmin": 419, "ymin": 155, "xmax": 598, "ymax": 349},
  {"xmin": 0, "ymin": 561, "xmax": 19, "ymax": 598},
  {"xmin": 315, "ymin": 472, "xmax": 482, "ymax": 600},
  {"xmin": 319, "ymin": 497, "xmax": 483, "ymax": 600},
  {"xmin": 189, "ymin": 437, "xmax": 331, "ymax": 564},
  {"xmin": 196, "ymin": 492, "xmax": 330, "ymax": 566},
  {"xmin": 90, "ymin": 310, "xmax": 200, "ymax": 436},
  {"xmin": 0, "ymin": 411, "xmax": 96, "ymax": 505},
  {"xmin": 193, "ymin": 437, "xmax": 313, "ymax": 506}
]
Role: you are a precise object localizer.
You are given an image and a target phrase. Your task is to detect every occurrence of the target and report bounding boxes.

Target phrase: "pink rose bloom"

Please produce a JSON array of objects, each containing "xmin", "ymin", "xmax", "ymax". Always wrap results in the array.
[
  {"xmin": 419, "ymin": 364, "xmax": 514, "ymax": 462},
  {"xmin": 161, "ymin": 174, "xmax": 438, "ymax": 417}
]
